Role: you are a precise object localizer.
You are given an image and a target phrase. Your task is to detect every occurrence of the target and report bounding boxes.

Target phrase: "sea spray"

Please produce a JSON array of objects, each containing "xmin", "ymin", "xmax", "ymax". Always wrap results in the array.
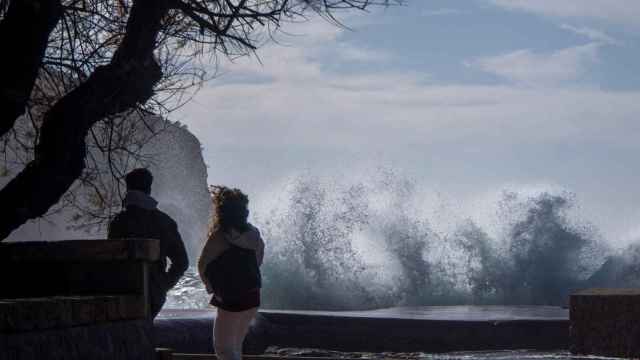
[{"xmin": 167, "ymin": 170, "xmax": 614, "ymax": 310}]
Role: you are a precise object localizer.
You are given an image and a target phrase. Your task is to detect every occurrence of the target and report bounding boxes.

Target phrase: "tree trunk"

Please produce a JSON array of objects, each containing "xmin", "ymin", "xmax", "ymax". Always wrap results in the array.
[
  {"xmin": 0, "ymin": 0, "xmax": 168, "ymax": 240},
  {"xmin": 0, "ymin": 0, "xmax": 62, "ymax": 137}
]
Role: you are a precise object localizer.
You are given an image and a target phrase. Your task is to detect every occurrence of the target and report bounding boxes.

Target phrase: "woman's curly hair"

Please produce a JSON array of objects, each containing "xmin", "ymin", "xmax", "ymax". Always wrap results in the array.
[{"xmin": 209, "ymin": 185, "xmax": 250, "ymax": 236}]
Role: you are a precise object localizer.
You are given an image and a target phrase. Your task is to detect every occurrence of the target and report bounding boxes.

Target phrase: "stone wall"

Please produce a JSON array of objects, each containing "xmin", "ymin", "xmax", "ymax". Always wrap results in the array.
[
  {"xmin": 260, "ymin": 311, "xmax": 567, "ymax": 353},
  {"xmin": 570, "ymin": 288, "xmax": 640, "ymax": 358},
  {"xmin": 0, "ymin": 239, "xmax": 159, "ymax": 360},
  {"xmin": 1, "ymin": 319, "xmax": 154, "ymax": 360}
]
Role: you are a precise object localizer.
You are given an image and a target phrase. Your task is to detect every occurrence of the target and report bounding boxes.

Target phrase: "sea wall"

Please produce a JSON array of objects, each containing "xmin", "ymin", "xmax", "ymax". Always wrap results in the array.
[
  {"xmin": 155, "ymin": 307, "xmax": 569, "ymax": 354},
  {"xmin": 260, "ymin": 310, "xmax": 568, "ymax": 353}
]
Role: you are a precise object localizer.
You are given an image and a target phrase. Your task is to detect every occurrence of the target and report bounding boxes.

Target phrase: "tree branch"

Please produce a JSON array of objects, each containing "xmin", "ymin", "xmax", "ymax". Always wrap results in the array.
[
  {"xmin": 0, "ymin": 0, "xmax": 62, "ymax": 137},
  {"xmin": 0, "ymin": 0, "xmax": 167, "ymax": 240}
]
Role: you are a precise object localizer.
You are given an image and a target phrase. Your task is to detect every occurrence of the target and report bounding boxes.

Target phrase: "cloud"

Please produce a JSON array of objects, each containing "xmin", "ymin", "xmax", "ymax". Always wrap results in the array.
[
  {"xmin": 180, "ymin": 41, "xmax": 639, "ymax": 150},
  {"xmin": 171, "ymin": 6, "xmax": 640, "ymax": 249},
  {"xmin": 465, "ymin": 43, "xmax": 601, "ymax": 86},
  {"xmin": 560, "ymin": 24, "xmax": 622, "ymax": 45},
  {"xmin": 209, "ymin": 15, "xmax": 396, "ymax": 86},
  {"xmin": 336, "ymin": 43, "xmax": 394, "ymax": 62},
  {"xmin": 176, "ymin": 15, "xmax": 640, "ymax": 153},
  {"xmin": 422, "ymin": 8, "xmax": 465, "ymax": 17},
  {"xmin": 175, "ymin": 11, "xmax": 640, "ymax": 157},
  {"xmin": 488, "ymin": 0, "xmax": 640, "ymax": 26},
  {"xmin": 180, "ymin": 79, "xmax": 640, "ymax": 171},
  {"xmin": 179, "ymin": 46, "xmax": 640, "ymax": 243}
]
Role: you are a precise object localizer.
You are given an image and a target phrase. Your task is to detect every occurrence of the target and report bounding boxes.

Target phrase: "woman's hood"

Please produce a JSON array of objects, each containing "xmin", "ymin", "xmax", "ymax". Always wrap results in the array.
[{"xmin": 228, "ymin": 224, "xmax": 263, "ymax": 251}]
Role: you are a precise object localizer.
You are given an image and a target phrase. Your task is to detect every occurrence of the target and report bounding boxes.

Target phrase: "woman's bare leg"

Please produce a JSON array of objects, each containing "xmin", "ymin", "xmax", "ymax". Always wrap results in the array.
[
  {"xmin": 234, "ymin": 307, "xmax": 258, "ymax": 355},
  {"xmin": 214, "ymin": 309, "xmax": 241, "ymax": 360}
]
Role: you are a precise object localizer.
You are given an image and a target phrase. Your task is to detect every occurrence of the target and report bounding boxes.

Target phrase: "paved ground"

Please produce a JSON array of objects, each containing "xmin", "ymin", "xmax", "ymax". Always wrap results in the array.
[{"xmin": 265, "ymin": 347, "xmax": 619, "ymax": 360}]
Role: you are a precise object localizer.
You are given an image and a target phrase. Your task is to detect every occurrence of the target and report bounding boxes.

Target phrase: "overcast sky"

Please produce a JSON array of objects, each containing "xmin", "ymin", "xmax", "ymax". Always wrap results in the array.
[{"xmin": 174, "ymin": 0, "xmax": 640, "ymax": 247}]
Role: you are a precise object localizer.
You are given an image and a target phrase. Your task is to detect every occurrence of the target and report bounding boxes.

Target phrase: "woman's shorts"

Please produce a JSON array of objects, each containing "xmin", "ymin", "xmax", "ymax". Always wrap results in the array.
[{"xmin": 210, "ymin": 289, "xmax": 260, "ymax": 312}]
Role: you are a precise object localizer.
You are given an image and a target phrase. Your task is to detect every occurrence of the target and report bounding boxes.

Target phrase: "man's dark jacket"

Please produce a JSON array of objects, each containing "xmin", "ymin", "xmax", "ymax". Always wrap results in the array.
[{"xmin": 108, "ymin": 203, "xmax": 188, "ymax": 318}]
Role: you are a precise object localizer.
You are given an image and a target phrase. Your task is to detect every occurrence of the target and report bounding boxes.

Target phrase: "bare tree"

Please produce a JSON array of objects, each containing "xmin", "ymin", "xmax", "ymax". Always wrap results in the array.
[{"xmin": 0, "ymin": 0, "xmax": 396, "ymax": 240}]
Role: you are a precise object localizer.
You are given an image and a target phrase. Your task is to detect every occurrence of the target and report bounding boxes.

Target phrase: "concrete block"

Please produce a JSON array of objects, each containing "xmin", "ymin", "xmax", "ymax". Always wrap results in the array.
[{"xmin": 570, "ymin": 288, "xmax": 640, "ymax": 358}]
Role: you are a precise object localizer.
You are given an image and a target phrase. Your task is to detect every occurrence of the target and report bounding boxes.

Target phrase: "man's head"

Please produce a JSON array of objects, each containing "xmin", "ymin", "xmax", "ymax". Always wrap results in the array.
[{"xmin": 125, "ymin": 168, "xmax": 153, "ymax": 195}]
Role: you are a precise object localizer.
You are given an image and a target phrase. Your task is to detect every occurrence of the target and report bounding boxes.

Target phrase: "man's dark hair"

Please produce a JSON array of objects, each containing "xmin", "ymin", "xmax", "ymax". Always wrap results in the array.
[{"xmin": 125, "ymin": 168, "xmax": 153, "ymax": 194}]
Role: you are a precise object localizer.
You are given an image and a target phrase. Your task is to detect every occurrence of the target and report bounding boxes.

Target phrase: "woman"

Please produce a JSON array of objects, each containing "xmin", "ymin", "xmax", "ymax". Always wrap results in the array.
[{"xmin": 198, "ymin": 186, "xmax": 265, "ymax": 360}]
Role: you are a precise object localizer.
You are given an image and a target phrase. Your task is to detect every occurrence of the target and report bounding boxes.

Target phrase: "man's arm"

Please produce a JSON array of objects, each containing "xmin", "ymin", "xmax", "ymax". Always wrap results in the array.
[
  {"xmin": 107, "ymin": 215, "xmax": 123, "ymax": 239},
  {"xmin": 165, "ymin": 220, "xmax": 189, "ymax": 289}
]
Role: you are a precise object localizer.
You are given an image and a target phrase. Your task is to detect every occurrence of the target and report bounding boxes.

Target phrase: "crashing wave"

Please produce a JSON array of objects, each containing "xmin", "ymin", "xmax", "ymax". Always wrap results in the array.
[{"xmin": 168, "ymin": 171, "xmax": 614, "ymax": 310}]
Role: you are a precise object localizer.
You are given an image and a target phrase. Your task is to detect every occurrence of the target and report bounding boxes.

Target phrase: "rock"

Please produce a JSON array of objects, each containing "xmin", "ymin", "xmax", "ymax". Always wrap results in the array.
[
  {"xmin": 145, "ymin": 120, "xmax": 211, "ymax": 259},
  {"xmin": 4, "ymin": 117, "xmax": 211, "ymax": 265},
  {"xmin": 584, "ymin": 244, "xmax": 640, "ymax": 289}
]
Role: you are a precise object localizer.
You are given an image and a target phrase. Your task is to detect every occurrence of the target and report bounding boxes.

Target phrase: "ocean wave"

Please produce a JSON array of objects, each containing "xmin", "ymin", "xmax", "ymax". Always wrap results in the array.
[{"xmin": 168, "ymin": 172, "xmax": 635, "ymax": 310}]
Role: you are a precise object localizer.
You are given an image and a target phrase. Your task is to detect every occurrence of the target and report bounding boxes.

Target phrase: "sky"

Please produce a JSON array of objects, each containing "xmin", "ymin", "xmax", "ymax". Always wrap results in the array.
[{"xmin": 174, "ymin": 0, "xmax": 640, "ymax": 247}]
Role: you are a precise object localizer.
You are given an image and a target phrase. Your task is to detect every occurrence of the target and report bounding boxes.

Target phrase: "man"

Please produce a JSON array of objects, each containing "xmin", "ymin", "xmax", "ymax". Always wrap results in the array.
[{"xmin": 108, "ymin": 168, "xmax": 189, "ymax": 318}]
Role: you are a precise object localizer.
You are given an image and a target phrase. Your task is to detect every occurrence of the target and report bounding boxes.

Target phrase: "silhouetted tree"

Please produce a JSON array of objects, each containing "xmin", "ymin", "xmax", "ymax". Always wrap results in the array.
[{"xmin": 0, "ymin": 0, "xmax": 394, "ymax": 240}]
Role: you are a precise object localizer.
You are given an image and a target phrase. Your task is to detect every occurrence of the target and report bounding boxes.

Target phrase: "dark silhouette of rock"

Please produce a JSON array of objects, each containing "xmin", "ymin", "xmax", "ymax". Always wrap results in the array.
[
  {"xmin": 143, "ymin": 120, "xmax": 211, "ymax": 259},
  {"xmin": 584, "ymin": 244, "xmax": 640, "ymax": 289},
  {"xmin": 4, "ymin": 118, "xmax": 211, "ymax": 262}
]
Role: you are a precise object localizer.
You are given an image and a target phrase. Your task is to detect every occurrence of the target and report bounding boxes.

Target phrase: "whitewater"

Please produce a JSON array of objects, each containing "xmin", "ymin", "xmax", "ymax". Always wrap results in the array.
[{"xmin": 166, "ymin": 169, "xmax": 640, "ymax": 311}]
